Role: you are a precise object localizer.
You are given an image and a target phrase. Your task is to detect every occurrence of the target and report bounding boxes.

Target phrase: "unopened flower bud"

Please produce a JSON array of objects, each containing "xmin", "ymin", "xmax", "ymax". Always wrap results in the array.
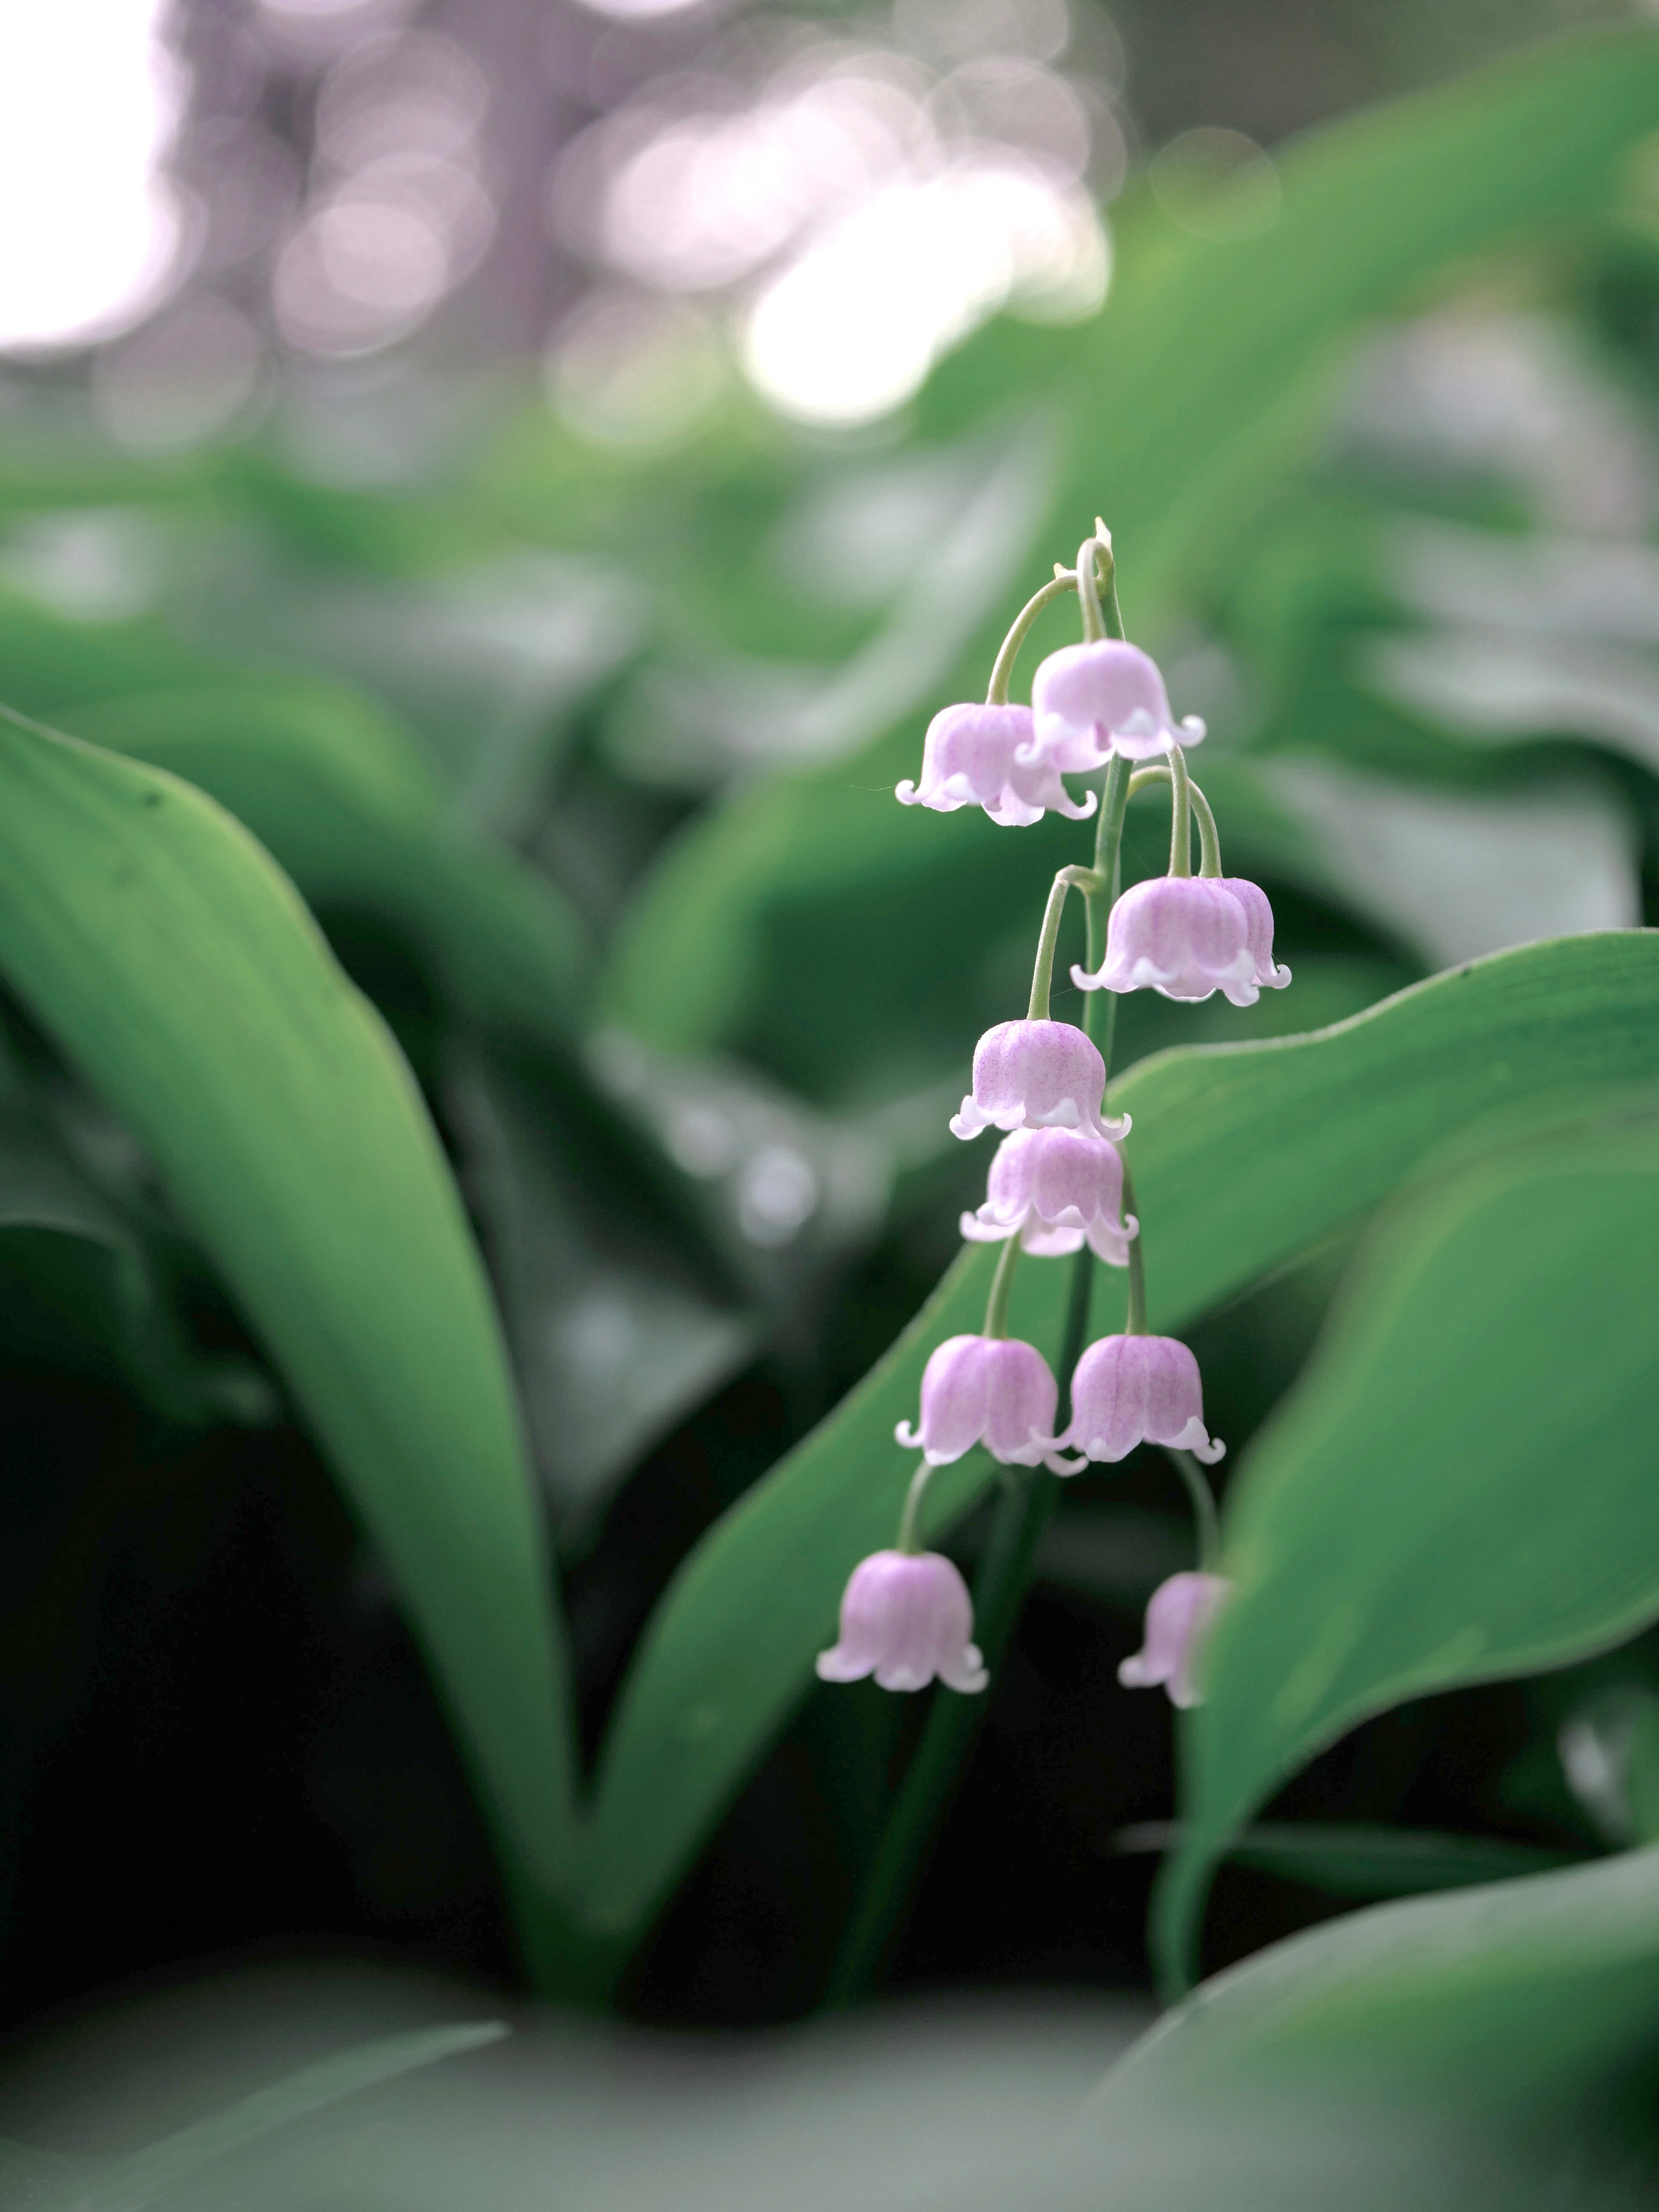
[
  {"xmin": 1031, "ymin": 640, "xmax": 1205, "ymax": 768},
  {"xmin": 896, "ymin": 1332, "xmax": 1077, "ymax": 1473},
  {"xmin": 1056, "ymin": 1334, "xmax": 1225, "ymax": 1464},
  {"xmin": 1119, "ymin": 1570, "xmax": 1228, "ymax": 1707},
  {"xmin": 950, "ymin": 1019, "xmax": 1129, "ymax": 1143},
  {"xmin": 1073, "ymin": 875, "xmax": 1290, "ymax": 1007},
  {"xmin": 961, "ymin": 1126, "xmax": 1136, "ymax": 1265},
  {"xmin": 817, "ymin": 1549, "xmax": 988, "ymax": 1694},
  {"xmin": 896, "ymin": 703, "xmax": 1097, "ymax": 827}
]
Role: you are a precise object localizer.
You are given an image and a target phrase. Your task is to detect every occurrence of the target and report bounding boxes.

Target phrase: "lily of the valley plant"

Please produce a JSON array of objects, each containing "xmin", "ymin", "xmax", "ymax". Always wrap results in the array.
[{"xmin": 819, "ymin": 526, "xmax": 1290, "ymax": 1711}]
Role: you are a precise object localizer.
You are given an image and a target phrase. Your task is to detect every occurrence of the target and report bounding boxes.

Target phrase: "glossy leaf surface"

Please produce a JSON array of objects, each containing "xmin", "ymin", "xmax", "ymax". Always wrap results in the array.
[
  {"xmin": 1157, "ymin": 1115, "xmax": 1659, "ymax": 1988},
  {"xmin": 582, "ymin": 932, "xmax": 1659, "ymax": 1938},
  {"xmin": 0, "ymin": 707, "xmax": 576, "ymax": 1917}
]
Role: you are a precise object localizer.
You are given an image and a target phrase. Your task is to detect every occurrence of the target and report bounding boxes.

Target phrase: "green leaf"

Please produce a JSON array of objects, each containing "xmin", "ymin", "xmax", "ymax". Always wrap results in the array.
[
  {"xmin": 0, "ymin": 1037, "xmax": 267, "ymax": 1419},
  {"xmin": 0, "ymin": 706, "xmax": 576, "ymax": 1939},
  {"xmin": 1084, "ymin": 1847, "xmax": 1659, "ymax": 2210},
  {"xmin": 1158, "ymin": 1116, "xmax": 1659, "ymax": 1990},
  {"xmin": 1116, "ymin": 1821, "xmax": 1582, "ymax": 1902},
  {"xmin": 579, "ymin": 931, "xmax": 1659, "ymax": 1945},
  {"xmin": 450, "ymin": 1050, "xmax": 755, "ymax": 1534},
  {"xmin": 62, "ymin": 684, "xmax": 590, "ymax": 1040}
]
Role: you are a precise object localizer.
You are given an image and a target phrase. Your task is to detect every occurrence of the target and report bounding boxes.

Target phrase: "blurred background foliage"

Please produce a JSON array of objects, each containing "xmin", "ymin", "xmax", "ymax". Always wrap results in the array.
[{"xmin": 5, "ymin": 0, "xmax": 1659, "ymax": 2125}]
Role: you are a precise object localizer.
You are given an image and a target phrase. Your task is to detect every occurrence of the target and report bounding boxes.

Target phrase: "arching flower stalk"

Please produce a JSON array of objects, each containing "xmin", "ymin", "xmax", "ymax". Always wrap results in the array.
[{"xmin": 828, "ymin": 524, "xmax": 1280, "ymax": 1794}]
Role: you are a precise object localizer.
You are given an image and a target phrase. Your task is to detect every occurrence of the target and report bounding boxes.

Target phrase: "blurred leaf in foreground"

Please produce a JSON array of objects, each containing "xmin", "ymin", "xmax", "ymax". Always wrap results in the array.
[{"xmin": 1082, "ymin": 1849, "xmax": 1659, "ymax": 2212}]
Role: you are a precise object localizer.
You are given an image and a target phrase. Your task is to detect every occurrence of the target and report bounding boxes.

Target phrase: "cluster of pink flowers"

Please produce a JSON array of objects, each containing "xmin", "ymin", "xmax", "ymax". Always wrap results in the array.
[
  {"xmin": 898, "ymin": 642, "xmax": 1200, "ymax": 825},
  {"xmin": 819, "ymin": 549, "xmax": 1291, "ymax": 1711}
]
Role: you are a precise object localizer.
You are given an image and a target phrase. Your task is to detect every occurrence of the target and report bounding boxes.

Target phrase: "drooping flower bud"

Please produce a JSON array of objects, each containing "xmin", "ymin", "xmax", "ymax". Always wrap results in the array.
[
  {"xmin": 950, "ymin": 1019, "xmax": 1129, "ymax": 1143},
  {"xmin": 896, "ymin": 703, "xmax": 1097, "ymax": 827},
  {"xmin": 1055, "ymin": 1334, "xmax": 1225, "ymax": 1464},
  {"xmin": 1072, "ymin": 875, "xmax": 1290, "ymax": 1007},
  {"xmin": 1119, "ymin": 1570, "xmax": 1229, "ymax": 1707},
  {"xmin": 817, "ymin": 1548, "xmax": 988, "ymax": 1694},
  {"xmin": 1030, "ymin": 640, "xmax": 1206, "ymax": 768},
  {"xmin": 960, "ymin": 1126, "xmax": 1136, "ymax": 1265},
  {"xmin": 896, "ymin": 1333, "xmax": 1077, "ymax": 1473}
]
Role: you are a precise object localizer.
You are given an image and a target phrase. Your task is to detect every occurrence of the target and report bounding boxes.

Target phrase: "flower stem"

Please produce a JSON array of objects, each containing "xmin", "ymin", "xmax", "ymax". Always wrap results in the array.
[
  {"xmin": 1027, "ymin": 870, "xmax": 1073, "ymax": 1022},
  {"xmin": 1165, "ymin": 1449, "xmax": 1221, "ymax": 1573},
  {"xmin": 985, "ymin": 572, "xmax": 1077, "ymax": 705},
  {"xmin": 824, "ymin": 1243, "xmax": 1094, "ymax": 2010},
  {"xmin": 822, "ymin": 1458, "xmax": 1058, "ymax": 2007},
  {"xmin": 1027, "ymin": 865, "xmax": 1102, "ymax": 1021},
  {"xmin": 1093, "ymin": 520, "xmax": 1127, "ymax": 641},
  {"xmin": 826, "ymin": 565, "xmax": 1138, "ymax": 2008},
  {"xmin": 1167, "ymin": 742, "xmax": 1193, "ymax": 879},
  {"xmin": 1126, "ymin": 765, "xmax": 1222, "ymax": 878},
  {"xmin": 895, "ymin": 1460, "xmax": 934, "ymax": 1556},
  {"xmin": 1083, "ymin": 754, "xmax": 1132, "ymax": 1060},
  {"xmin": 1076, "ymin": 534, "xmax": 1109, "ymax": 643},
  {"xmin": 1192, "ymin": 782, "xmax": 1222, "ymax": 879},
  {"xmin": 982, "ymin": 1233, "xmax": 1022, "ymax": 1339},
  {"xmin": 1122, "ymin": 1164, "xmax": 1148, "ymax": 1336}
]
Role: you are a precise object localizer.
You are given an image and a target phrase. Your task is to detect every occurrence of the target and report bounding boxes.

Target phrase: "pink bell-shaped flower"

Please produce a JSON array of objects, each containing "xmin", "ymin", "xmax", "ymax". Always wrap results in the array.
[
  {"xmin": 896, "ymin": 1332, "xmax": 1076, "ymax": 1473},
  {"xmin": 896, "ymin": 702, "xmax": 1097, "ymax": 827},
  {"xmin": 1073, "ymin": 875, "xmax": 1290, "ymax": 1008},
  {"xmin": 1030, "ymin": 640, "xmax": 1206, "ymax": 768},
  {"xmin": 817, "ymin": 1548, "xmax": 988, "ymax": 1694},
  {"xmin": 1055, "ymin": 1333, "xmax": 1225, "ymax": 1464},
  {"xmin": 950, "ymin": 1019, "xmax": 1129, "ymax": 1143},
  {"xmin": 1119, "ymin": 1570, "xmax": 1229, "ymax": 1707},
  {"xmin": 960, "ymin": 1127, "xmax": 1137, "ymax": 1265}
]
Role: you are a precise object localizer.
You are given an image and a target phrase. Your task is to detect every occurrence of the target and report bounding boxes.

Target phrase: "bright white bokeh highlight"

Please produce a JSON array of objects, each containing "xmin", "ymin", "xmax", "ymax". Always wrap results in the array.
[
  {"xmin": 548, "ymin": 23, "xmax": 1112, "ymax": 431},
  {"xmin": 744, "ymin": 161, "xmax": 1104, "ymax": 423},
  {"xmin": 0, "ymin": 0, "xmax": 187, "ymax": 350},
  {"xmin": 274, "ymin": 32, "xmax": 496, "ymax": 357}
]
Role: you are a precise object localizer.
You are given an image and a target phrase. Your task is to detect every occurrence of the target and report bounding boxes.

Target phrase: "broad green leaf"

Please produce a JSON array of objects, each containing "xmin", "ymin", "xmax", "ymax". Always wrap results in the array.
[
  {"xmin": 0, "ymin": 1032, "xmax": 268, "ymax": 1419},
  {"xmin": 61, "ymin": 685, "xmax": 590, "ymax": 1038},
  {"xmin": 601, "ymin": 31, "xmax": 1659, "ymax": 1071},
  {"xmin": 1156, "ymin": 1118, "xmax": 1659, "ymax": 1991},
  {"xmin": 1083, "ymin": 1847, "xmax": 1659, "ymax": 2211},
  {"xmin": 0, "ymin": 578, "xmax": 588, "ymax": 1031},
  {"xmin": 1117, "ymin": 1821, "xmax": 1581, "ymax": 1902},
  {"xmin": 580, "ymin": 932, "xmax": 1659, "ymax": 1942},
  {"xmin": 451, "ymin": 1050, "xmax": 755, "ymax": 1533},
  {"xmin": 0, "ymin": 707, "xmax": 576, "ymax": 1933}
]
